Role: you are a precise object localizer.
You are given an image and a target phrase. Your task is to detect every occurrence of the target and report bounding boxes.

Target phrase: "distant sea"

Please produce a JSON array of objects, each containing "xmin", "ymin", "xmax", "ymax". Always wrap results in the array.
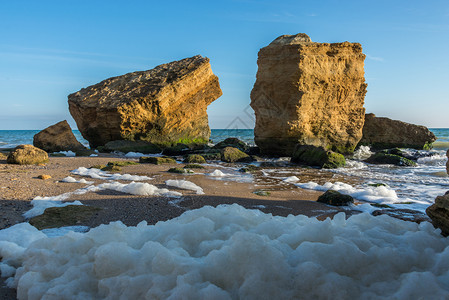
[
  {"xmin": 0, "ymin": 128, "xmax": 447, "ymax": 150},
  {"xmin": 0, "ymin": 129, "xmax": 257, "ymax": 149}
]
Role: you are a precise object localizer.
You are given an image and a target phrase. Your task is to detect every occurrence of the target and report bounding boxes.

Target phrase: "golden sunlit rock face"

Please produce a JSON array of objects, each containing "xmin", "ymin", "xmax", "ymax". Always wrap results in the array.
[
  {"xmin": 68, "ymin": 55, "xmax": 222, "ymax": 148},
  {"xmin": 250, "ymin": 33, "xmax": 367, "ymax": 156}
]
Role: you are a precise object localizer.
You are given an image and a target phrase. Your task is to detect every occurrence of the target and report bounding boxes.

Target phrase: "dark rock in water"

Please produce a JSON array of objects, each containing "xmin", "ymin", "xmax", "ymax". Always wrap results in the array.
[
  {"xmin": 162, "ymin": 144, "xmax": 191, "ymax": 156},
  {"xmin": 214, "ymin": 138, "xmax": 248, "ymax": 152},
  {"xmin": 183, "ymin": 154, "xmax": 206, "ymax": 164},
  {"xmin": 291, "ymin": 145, "xmax": 346, "ymax": 169},
  {"xmin": 201, "ymin": 152, "xmax": 221, "ymax": 161},
  {"xmin": 29, "ymin": 205, "xmax": 101, "ymax": 230},
  {"xmin": 250, "ymin": 33, "xmax": 367, "ymax": 156},
  {"xmin": 220, "ymin": 147, "xmax": 250, "ymax": 163},
  {"xmin": 139, "ymin": 156, "xmax": 176, "ymax": 165},
  {"xmin": 245, "ymin": 146, "xmax": 260, "ymax": 156},
  {"xmin": 33, "ymin": 120, "xmax": 86, "ymax": 153},
  {"xmin": 372, "ymin": 208, "xmax": 430, "ymax": 224},
  {"xmin": 365, "ymin": 153, "xmax": 416, "ymax": 166},
  {"xmin": 104, "ymin": 140, "xmax": 161, "ymax": 154},
  {"xmin": 426, "ymin": 191, "xmax": 449, "ymax": 236},
  {"xmin": 68, "ymin": 55, "xmax": 222, "ymax": 148},
  {"xmin": 239, "ymin": 165, "xmax": 261, "ymax": 173},
  {"xmin": 183, "ymin": 164, "xmax": 204, "ymax": 169},
  {"xmin": 7, "ymin": 145, "xmax": 49, "ymax": 165},
  {"xmin": 168, "ymin": 167, "xmax": 189, "ymax": 174},
  {"xmin": 359, "ymin": 113, "xmax": 436, "ymax": 150},
  {"xmin": 317, "ymin": 190, "xmax": 354, "ymax": 206}
]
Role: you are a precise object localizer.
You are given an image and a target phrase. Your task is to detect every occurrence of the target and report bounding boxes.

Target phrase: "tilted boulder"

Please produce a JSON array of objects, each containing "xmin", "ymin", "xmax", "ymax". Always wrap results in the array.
[
  {"xmin": 359, "ymin": 113, "xmax": 436, "ymax": 150},
  {"xmin": 7, "ymin": 145, "xmax": 48, "ymax": 165},
  {"xmin": 33, "ymin": 120, "xmax": 86, "ymax": 153},
  {"xmin": 250, "ymin": 33, "xmax": 367, "ymax": 156},
  {"xmin": 68, "ymin": 55, "xmax": 222, "ymax": 148}
]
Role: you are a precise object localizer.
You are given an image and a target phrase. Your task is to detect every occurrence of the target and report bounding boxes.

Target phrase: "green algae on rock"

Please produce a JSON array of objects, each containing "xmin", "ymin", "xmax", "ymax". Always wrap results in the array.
[
  {"xmin": 139, "ymin": 156, "xmax": 177, "ymax": 165},
  {"xmin": 184, "ymin": 154, "xmax": 206, "ymax": 164},
  {"xmin": 364, "ymin": 153, "xmax": 417, "ymax": 167},
  {"xmin": 317, "ymin": 190, "xmax": 354, "ymax": 206},
  {"xmin": 291, "ymin": 145, "xmax": 346, "ymax": 169},
  {"xmin": 220, "ymin": 147, "xmax": 250, "ymax": 163}
]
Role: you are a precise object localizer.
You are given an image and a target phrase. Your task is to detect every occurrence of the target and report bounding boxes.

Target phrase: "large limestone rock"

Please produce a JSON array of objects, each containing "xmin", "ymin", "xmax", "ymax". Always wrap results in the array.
[
  {"xmin": 359, "ymin": 113, "xmax": 436, "ymax": 150},
  {"xmin": 250, "ymin": 33, "xmax": 367, "ymax": 156},
  {"xmin": 33, "ymin": 120, "xmax": 86, "ymax": 153},
  {"xmin": 68, "ymin": 55, "xmax": 222, "ymax": 148},
  {"xmin": 7, "ymin": 145, "xmax": 48, "ymax": 165}
]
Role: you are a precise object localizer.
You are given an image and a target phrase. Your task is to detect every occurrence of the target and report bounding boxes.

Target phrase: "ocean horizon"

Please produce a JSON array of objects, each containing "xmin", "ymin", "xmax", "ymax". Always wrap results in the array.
[{"xmin": 1, "ymin": 128, "xmax": 448, "ymax": 150}]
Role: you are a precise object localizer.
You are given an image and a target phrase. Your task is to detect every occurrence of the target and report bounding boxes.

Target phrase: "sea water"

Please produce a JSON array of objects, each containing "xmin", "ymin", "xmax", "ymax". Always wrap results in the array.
[{"xmin": 0, "ymin": 129, "xmax": 255, "ymax": 148}]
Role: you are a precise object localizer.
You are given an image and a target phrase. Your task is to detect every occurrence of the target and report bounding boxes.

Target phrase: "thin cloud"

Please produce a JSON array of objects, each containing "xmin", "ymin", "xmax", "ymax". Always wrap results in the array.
[{"xmin": 366, "ymin": 54, "xmax": 384, "ymax": 62}]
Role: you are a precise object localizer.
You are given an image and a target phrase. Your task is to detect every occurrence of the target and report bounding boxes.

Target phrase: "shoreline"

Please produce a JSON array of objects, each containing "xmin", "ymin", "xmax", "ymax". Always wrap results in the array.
[{"xmin": 0, "ymin": 155, "xmax": 354, "ymax": 231}]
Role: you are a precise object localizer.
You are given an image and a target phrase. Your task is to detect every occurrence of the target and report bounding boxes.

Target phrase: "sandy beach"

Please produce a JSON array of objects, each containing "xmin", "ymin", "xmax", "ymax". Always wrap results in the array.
[{"xmin": 0, "ymin": 154, "xmax": 355, "ymax": 231}]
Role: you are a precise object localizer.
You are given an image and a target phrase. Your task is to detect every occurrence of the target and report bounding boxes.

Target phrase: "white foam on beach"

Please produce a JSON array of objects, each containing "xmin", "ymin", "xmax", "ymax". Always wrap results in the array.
[
  {"xmin": 283, "ymin": 176, "xmax": 299, "ymax": 183},
  {"xmin": 97, "ymin": 181, "xmax": 182, "ymax": 197},
  {"xmin": 71, "ymin": 167, "xmax": 152, "ymax": 181},
  {"xmin": 54, "ymin": 150, "xmax": 76, "ymax": 157},
  {"xmin": 207, "ymin": 169, "xmax": 253, "ymax": 183},
  {"xmin": 295, "ymin": 181, "xmax": 399, "ymax": 204},
  {"xmin": 165, "ymin": 179, "xmax": 204, "ymax": 194},
  {"xmin": 352, "ymin": 145, "xmax": 373, "ymax": 160},
  {"xmin": 417, "ymin": 153, "xmax": 448, "ymax": 166},
  {"xmin": 61, "ymin": 176, "xmax": 93, "ymax": 184},
  {"xmin": 22, "ymin": 184, "xmax": 101, "ymax": 218},
  {"xmin": 1, "ymin": 205, "xmax": 448, "ymax": 299},
  {"xmin": 41, "ymin": 226, "xmax": 90, "ymax": 238}
]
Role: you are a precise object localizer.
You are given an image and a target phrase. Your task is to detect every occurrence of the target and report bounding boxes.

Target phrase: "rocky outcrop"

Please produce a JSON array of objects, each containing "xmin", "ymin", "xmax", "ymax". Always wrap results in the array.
[
  {"xmin": 317, "ymin": 190, "xmax": 354, "ymax": 206},
  {"xmin": 426, "ymin": 192, "xmax": 449, "ymax": 236},
  {"xmin": 7, "ymin": 145, "xmax": 48, "ymax": 165},
  {"xmin": 33, "ymin": 120, "xmax": 86, "ymax": 153},
  {"xmin": 250, "ymin": 33, "xmax": 367, "ymax": 156},
  {"xmin": 68, "ymin": 55, "xmax": 222, "ymax": 148},
  {"xmin": 220, "ymin": 147, "xmax": 250, "ymax": 163},
  {"xmin": 364, "ymin": 153, "xmax": 416, "ymax": 166},
  {"xmin": 359, "ymin": 113, "xmax": 436, "ymax": 150}
]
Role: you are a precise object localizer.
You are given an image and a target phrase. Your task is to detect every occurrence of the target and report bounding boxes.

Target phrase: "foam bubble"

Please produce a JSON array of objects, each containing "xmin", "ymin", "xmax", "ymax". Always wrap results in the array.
[
  {"xmin": 295, "ymin": 181, "xmax": 399, "ymax": 204},
  {"xmin": 72, "ymin": 167, "xmax": 152, "ymax": 181},
  {"xmin": 1, "ymin": 205, "xmax": 448, "ymax": 298},
  {"xmin": 165, "ymin": 180, "xmax": 204, "ymax": 194},
  {"xmin": 97, "ymin": 181, "xmax": 182, "ymax": 197},
  {"xmin": 53, "ymin": 151, "xmax": 76, "ymax": 157},
  {"xmin": 61, "ymin": 176, "xmax": 93, "ymax": 184},
  {"xmin": 352, "ymin": 146, "xmax": 373, "ymax": 160},
  {"xmin": 283, "ymin": 176, "xmax": 299, "ymax": 183}
]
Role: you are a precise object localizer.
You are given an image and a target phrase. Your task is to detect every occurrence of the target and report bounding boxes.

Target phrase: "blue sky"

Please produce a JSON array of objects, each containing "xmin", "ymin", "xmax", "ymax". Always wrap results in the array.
[{"xmin": 1, "ymin": 0, "xmax": 448, "ymax": 130}]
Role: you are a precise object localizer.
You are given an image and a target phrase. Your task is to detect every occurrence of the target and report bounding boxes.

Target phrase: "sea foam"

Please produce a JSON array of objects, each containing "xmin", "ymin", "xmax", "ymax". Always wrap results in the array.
[{"xmin": 1, "ymin": 205, "xmax": 448, "ymax": 299}]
